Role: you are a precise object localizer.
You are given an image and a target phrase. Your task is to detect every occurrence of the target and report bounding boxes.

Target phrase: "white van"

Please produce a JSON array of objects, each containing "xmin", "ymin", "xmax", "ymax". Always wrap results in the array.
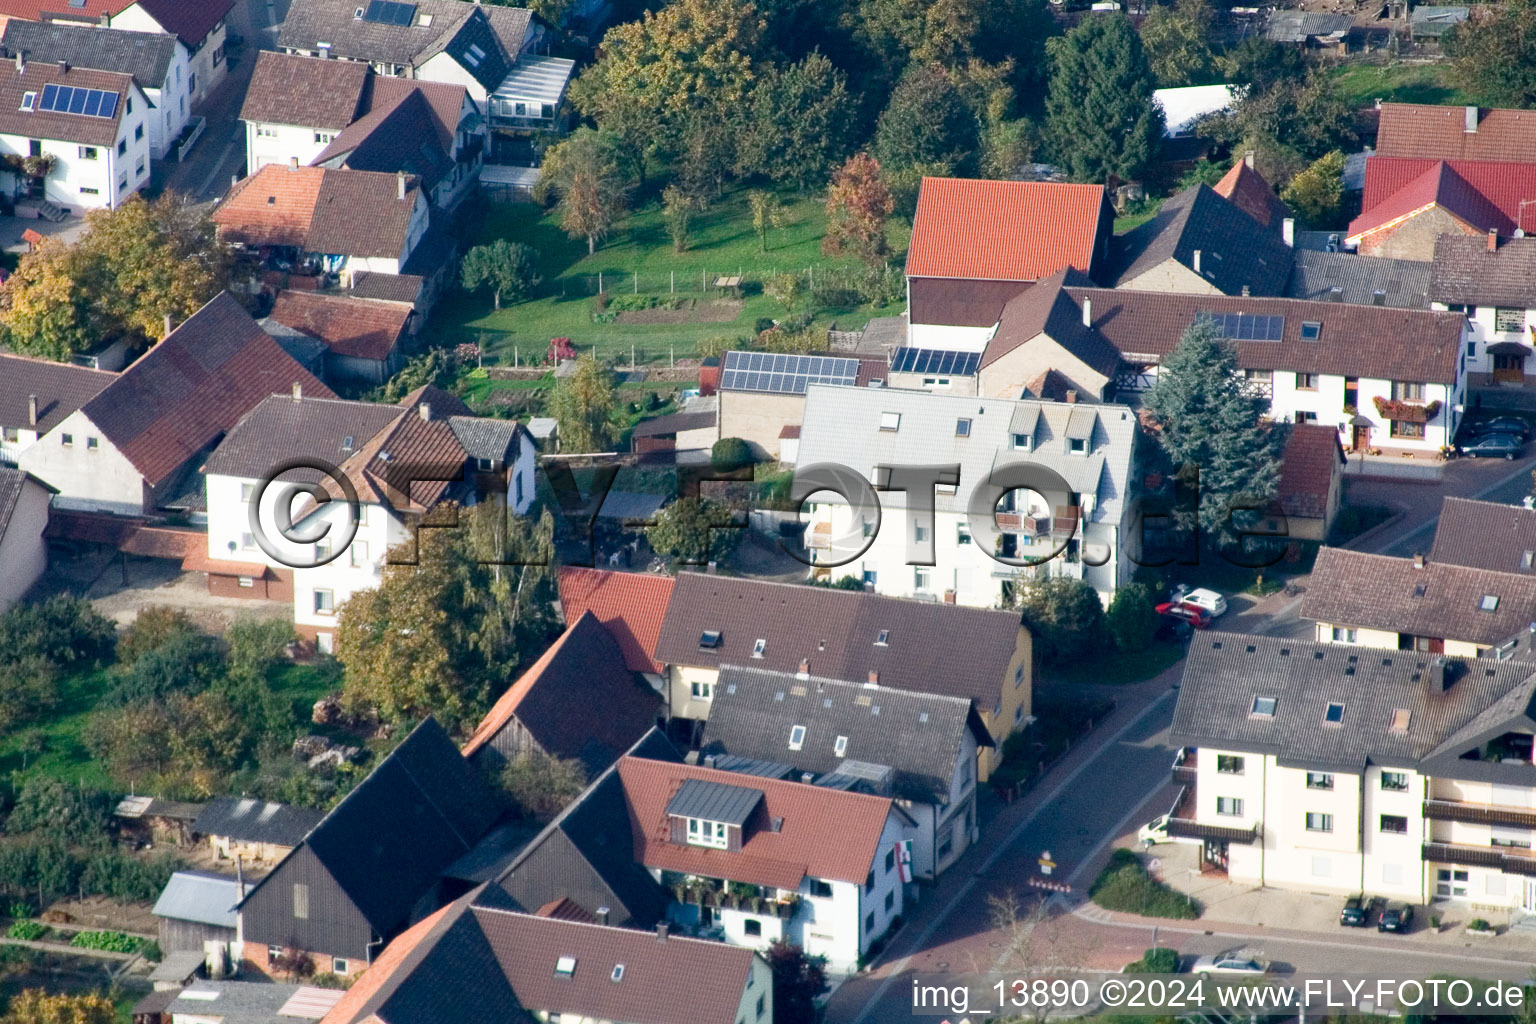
[{"xmin": 1137, "ymin": 814, "xmax": 1200, "ymax": 847}]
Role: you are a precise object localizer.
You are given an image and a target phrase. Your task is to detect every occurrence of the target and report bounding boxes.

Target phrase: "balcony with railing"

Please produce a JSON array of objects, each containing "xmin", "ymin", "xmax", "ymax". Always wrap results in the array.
[
  {"xmin": 1423, "ymin": 799, "xmax": 1536, "ymax": 830},
  {"xmin": 1422, "ymin": 841, "xmax": 1536, "ymax": 876},
  {"xmin": 1172, "ymin": 748, "xmax": 1197, "ymax": 787}
]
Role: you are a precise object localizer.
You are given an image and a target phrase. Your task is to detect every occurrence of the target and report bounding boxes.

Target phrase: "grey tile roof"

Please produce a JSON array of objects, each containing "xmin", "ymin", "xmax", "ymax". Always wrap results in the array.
[
  {"xmin": 1265, "ymin": 10, "xmax": 1355, "ymax": 41},
  {"xmin": 447, "ymin": 414, "xmax": 522, "ymax": 462},
  {"xmin": 1409, "ymin": 5, "xmax": 1468, "ymax": 35},
  {"xmin": 795, "ymin": 384, "xmax": 1137, "ymax": 523},
  {"xmin": 985, "ymin": 267, "xmax": 1123, "ymax": 378},
  {"xmin": 1170, "ymin": 632, "xmax": 1536, "ymax": 773},
  {"xmin": 1429, "ymin": 497, "xmax": 1536, "ymax": 574},
  {"xmin": 238, "ymin": 718, "xmax": 499, "ymax": 937},
  {"xmin": 349, "ymin": 271, "xmax": 424, "ymax": 304},
  {"xmin": 239, "ymin": 50, "xmax": 369, "ymax": 130},
  {"xmin": 165, "ymin": 981, "xmax": 337, "ymax": 1024},
  {"xmin": 151, "ymin": 870, "xmax": 241, "ymax": 928},
  {"xmin": 631, "ymin": 410, "xmax": 716, "ymax": 437},
  {"xmin": 1110, "ymin": 184, "xmax": 1294, "ymax": 297},
  {"xmin": 664, "ymin": 777, "xmax": 764, "ymax": 825},
  {"xmin": 279, "ymin": 0, "xmax": 529, "ymax": 75},
  {"xmin": 1301, "ymin": 546, "xmax": 1536, "ymax": 647},
  {"xmin": 703, "ymin": 665, "xmax": 991, "ymax": 803},
  {"xmin": 202, "ymin": 392, "xmax": 402, "ymax": 482},
  {"xmin": 1429, "ymin": 233, "xmax": 1536, "ymax": 308},
  {"xmin": 0, "ymin": 466, "xmax": 51, "ymax": 548},
  {"xmin": 0, "ymin": 354, "xmax": 115, "ymax": 436},
  {"xmin": 1286, "ymin": 250, "xmax": 1431, "ymax": 309},
  {"xmin": 1, "ymin": 21, "xmax": 178, "ymax": 86},
  {"xmin": 191, "ymin": 796, "xmax": 324, "ymax": 848},
  {"xmin": 653, "ymin": 571, "xmax": 1025, "ymax": 707}
]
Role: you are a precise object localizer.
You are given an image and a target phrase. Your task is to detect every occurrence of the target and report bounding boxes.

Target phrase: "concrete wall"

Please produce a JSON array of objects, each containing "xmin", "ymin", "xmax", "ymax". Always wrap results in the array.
[
  {"xmin": 717, "ymin": 391, "xmax": 805, "ymax": 460},
  {"xmin": 0, "ymin": 476, "xmax": 49, "ymax": 610},
  {"xmin": 20, "ymin": 410, "xmax": 145, "ymax": 513}
]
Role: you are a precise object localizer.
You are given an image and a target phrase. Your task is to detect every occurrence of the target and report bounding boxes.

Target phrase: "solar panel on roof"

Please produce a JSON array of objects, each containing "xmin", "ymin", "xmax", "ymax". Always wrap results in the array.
[
  {"xmin": 363, "ymin": 0, "xmax": 417, "ymax": 23},
  {"xmin": 1198, "ymin": 312, "xmax": 1285, "ymax": 342},
  {"xmin": 890, "ymin": 347, "xmax": 981, "ymax": 376},
  {"xmin": 720, "ymin": 352, "xmax": 859, "ymax": 393},
  {"xmin": 35, "ymin": 83, "xmax": 118, "ymax": 119}
]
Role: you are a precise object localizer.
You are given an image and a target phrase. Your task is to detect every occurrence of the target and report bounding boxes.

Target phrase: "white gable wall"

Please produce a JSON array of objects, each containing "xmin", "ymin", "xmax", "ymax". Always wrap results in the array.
[
  {"xmin": 19, "ymin": 409, "xmax": 144, "ymax": 513},
  {"xmin": 0, "ymin": 475, "xmax": 50, "ymax": 610}
]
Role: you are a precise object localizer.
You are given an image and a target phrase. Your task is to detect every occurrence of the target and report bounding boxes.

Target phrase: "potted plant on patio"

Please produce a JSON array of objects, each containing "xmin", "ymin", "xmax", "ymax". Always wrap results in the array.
[{"xmin": 1465, "ymin": 918, "xmax": 1496, "ymax": 936}]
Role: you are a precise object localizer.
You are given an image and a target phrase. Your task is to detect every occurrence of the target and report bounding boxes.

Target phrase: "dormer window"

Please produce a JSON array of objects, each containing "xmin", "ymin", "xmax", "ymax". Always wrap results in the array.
[
  {"xmin": 1069, "ymin": 438, "xmax": 1086, "ymax": 454},
  {"xmin": 19, "ymin": 91, "xmax": 35, "ymax": 112},
  {"xmin": 700, "ymin": 630, "xmax": 722, "ymax": 649},
  {"xmin": 752, "ymin": 638, "xmax": 766, "ymax": 658},
  {"xmin": 1012, "ymin": 433, "xmax": 1030, "ymax": 451},
  {"xmin": 955, "ymin": 418, "xmax": 971, "ymax": 437},
  {"xmin": 686, "ymin": 817, "xmax": 728, "ymax": 849},
  {"xmin": 789, "ymin": 724, "xmax": 806, "ymax": 750}
]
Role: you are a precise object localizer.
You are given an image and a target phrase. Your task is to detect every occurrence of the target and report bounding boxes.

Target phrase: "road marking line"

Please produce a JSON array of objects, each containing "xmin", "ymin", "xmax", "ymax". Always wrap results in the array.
[{"xmin": 848, "ymin": 688, "xmax": 1177, "ymax": 1024}]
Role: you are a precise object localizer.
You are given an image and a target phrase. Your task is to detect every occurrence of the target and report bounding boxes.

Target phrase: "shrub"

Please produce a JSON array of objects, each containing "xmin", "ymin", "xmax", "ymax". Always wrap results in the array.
[
  {"xmin": 141, "ymin": 940, "xmax": 164, "ymax": 963},
  {"xmin": 1468, "ymin": 918, "xmax": 1492, "ymax": 932},
  {"xmin": 1125, "ymin": 946, "xmax": 1179, "ymax": 972},
  {"xmin": 227, "ymin": 617, "xmax": 295, "ymax": 681},
  {"xmin": 8, "ymin": 901, "xmax": 33, "ymax": 919},
  {"xmin": 105, "ymin": 629, "xmax": 228, "ymax": 706},
  {"xmin": 607, "ymin": 294, "xmax": 662, "ymax": 313},
  {"xmin": 1106, "ymin": 582, "xmax": 1159, "ymax": 652},
  {"xmin": 117, "ymin": 606, "xmax": 195, "ymax": 667},
  {"xmin": 712, "ymin": 437, "xmax": 754, "ymax": 472},
  {"xmin": 6, "ymin": 776, "xmax": 112, "ymax": 845},
  {"xmin": 754, "ymin": 317, "xmax": 776, "ymax": 334},
  {"xmin": 698, "ymin": 335, "xmax": 744, "ymax": 361},
  {"xmin": 1089, "ymin": 849, "xmax": 1199, "ymax": 919},
  {"xmin": 592, "ymin": 291, "xmax": 610, "ymax": 312},
  {"xmin": 0, "ymin": 595, "xmax": 115, "ymax": 667},
  {"xmin": 810, "ymin": 282, "xmax": 861, "ymax": 309},
  {"xmin": 808, "ymin": 575, "xmax": 865, "ymax": 591},
  {"xmin": 69, "ymin": 930, "xmax": 144, "ymax": 953},
  {"xmin": 7, "ymin": 920, "xmax": 45, "ymax": 941},
  {"xmin": 80, "ymin": 853, "xmax": 182, "ymax": 902}
]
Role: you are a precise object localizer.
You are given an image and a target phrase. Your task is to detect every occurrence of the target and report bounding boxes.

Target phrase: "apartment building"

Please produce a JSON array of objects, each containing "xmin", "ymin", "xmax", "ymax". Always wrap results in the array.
[{"xmin": 1170, "ymin": 633, "xmax": 1536, "ymax": 913}]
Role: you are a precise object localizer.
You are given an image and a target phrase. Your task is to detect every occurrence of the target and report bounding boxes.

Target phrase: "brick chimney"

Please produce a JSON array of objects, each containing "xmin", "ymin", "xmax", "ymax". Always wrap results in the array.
[
  {"xmin": 56, "ymin": 60, "xmax": 67, "ymax": 75},
  {"xmin": 1065, "ymin": 390, "xmax": 1078, "ymax": 404},
  {"xmin": 796, "ymin": 658, "xmax": 810, "ymax": 678},
  {"xmin": 655, "ymin": 923, "xmax": 669, "ymax": 942},
  {"xmin": 867, "ymin": 670, "xmax": 879, "ymax": 685},
  {"xmin": 1413, "ymin": 552, "xmax": 1426, "ymax": 569},
  {"xmin": 288, "ymin": 156, "xmax": 299, "ymax": 171},
  {"xmin": 1489, "ymin": 227, "xmax": 1499, "ymax": 252},
  {"xmin": 292, "ymin": 382, "xmax": 303, "ymax": 403},
  {"xmin": 418, "ymin": 402, "xmax": 431, "ymax": 422},
  {"xmin": 13, "ymin": 51, "xmax": 23, "ymax": 74},
  {"xmin": 397, "ymin": 170, "xmax": 407, "ymax": 200}
]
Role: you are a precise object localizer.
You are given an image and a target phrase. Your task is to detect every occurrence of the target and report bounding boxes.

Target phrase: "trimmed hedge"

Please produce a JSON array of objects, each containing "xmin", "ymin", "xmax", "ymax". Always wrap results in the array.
[
  {"xmin": 1089, "ymin": 849, "xmax": 1199, "ymax": 920},
  {"xmin": 1124, "ymin": 946, "xmax": 1179, "ymax": 973}
]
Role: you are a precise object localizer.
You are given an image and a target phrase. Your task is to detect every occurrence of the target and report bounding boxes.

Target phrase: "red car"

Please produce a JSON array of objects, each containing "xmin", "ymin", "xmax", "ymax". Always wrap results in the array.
[{"xmin": 1155, "ymin": 601, "xmax": 1213, "ymax": 629}]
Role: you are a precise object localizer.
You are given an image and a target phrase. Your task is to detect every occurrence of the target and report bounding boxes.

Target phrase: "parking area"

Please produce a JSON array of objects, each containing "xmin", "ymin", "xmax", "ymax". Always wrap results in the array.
[{"xmin": 1138, "ymin": 838, "xmax": 1536, "ymax": 951}]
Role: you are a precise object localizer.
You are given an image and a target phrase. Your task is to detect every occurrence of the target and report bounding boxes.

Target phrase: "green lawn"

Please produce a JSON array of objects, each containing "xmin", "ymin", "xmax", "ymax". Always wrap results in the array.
[
  {"xmin": 1330, "ymin": 62, "xmax": 1469, "ymax": 109},
  {"xmin": 1051, "ymin": 638, "xmax": 1187, "ymax": 686},
  {"xmin": 433, "ymin": 186, "xmax": 910, "ymax": 365},
  {"xmin": 0, "ymin": 667, "xmax": 115, "ymax": 788}
]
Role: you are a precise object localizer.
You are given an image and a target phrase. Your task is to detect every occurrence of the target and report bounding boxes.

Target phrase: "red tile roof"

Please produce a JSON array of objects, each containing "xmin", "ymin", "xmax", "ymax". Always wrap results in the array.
[
  {"xmin": 1377, "ymin": 102, "xmax": 1536, "ymax": 163},
  {"xmin": 79, "ymin": 292, "xmax": 333, "ymax": 489},
  {"xmin": 268, "ymin": 289, "xmax": 411, "ymax": 362},
  {"xmin": 1349, "ymin": 157, "xmax": 1536, "ymax": 240},
  {"xmin": 906, "ymin": 176, "xmax": 1107, "ymax": 281},
  {"xmin": 214, "ymin": 164, "xmax": 423, "ymax": 259},
  {"xmin": 213, "ymin": 164, "xmax": 326, "ymax": 248},
  {"xmin": 556, "ymin": 567, "xmax": 675, "ymax": 674},
  {"xmin": 0, "ymin": 1, "xmax": 129, "ymax": 22},
  {"xmin": 1277, "ymin": 423, "xmax": 1344, "ymax": 520},
  {"xmin": 618, "ymin": 756, "xmax": 895, "ymax": 889},
  {"xmin": 1213, "ymin": 160, "xmax": 1293, "ymax": 231},
  {"xmin": 461, "ymin": 611, "xmax": 662, "ymax": 770},
  {"xmin": 533, "ymin": 897, "xmax": 596, "ymax": 922}
]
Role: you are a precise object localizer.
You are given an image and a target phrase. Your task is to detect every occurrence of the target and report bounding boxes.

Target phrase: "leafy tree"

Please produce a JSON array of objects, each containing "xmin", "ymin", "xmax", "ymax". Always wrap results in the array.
[
  {"xmin": 1142, "ymin": 317, "xmax": 1286, "ymax": 542},
  {"xmin": 850, "ymin": 0, "xmax": 1056, "ymax": 96},
  {"xmin": 809, "ymin": 574, "xmax": 866, "ymax": 590},
  {"xmin": 765, "ymin": 940, "xmax": 828, "ymax": 1024},
  {"xmin": 1219, "ymin": 37, "xmax": 1304, "ymax": 93},
  {"xmin": 1205, "ymin": 73, "xmax": 1356, "ymax": 187},
  {"xmin": 0, "ymin": 193, "xmax": 232, "ymax": 359},
  {"xmin": 675, "ymin": 109, "xmax": 740, "ymax": 200},
  {"xmin": 822, "ymin": 152, "xmax": 894, "ymax": 265},
  {"xmin": 5, "ymin": 777, "xmax": 110, "ymax": 846},
  {"xmin": 875, "ymin": 63, "xmax": 979, "ymax": 182},
  {"xmin": 1105, "ymin": 582, "xmax": 1159, "ymax": 652},
  {"xmin": 499, "ymin": 751, "xmax": 587, "ymax": 821},
  {"xmin": 1445, "ymin": 0, "xmax": 1536, "ymax": 108},
  {"xmin": 1044, "ymin": 15, "xmax": 1163, "ymax": 183},
  {"xmin": 736, "ymin": 52, "xmax": 855, "ymax": 189},
  {"xmin": 1175, "ymin": 157, "xmax": 1230, "ymax": 190},
  {"xmin": 570, "ymin": 0, "xmax": 767, "ymax": 170},
  {"xmin": 335, "ymin": 502, "xmax": 557, "ymax": 727},
  {"xmin": 1281, "ymin": 150, "xmax": 1347, "ymax": 227},
  {"xmin": 1015, "ymin": 577, "xmax": 1105, "ymax": 666},
  {"xmin": 105, "ymin": 629, "xmax": 228, "ymax": 707},
  {"xmin": 0, "ymin": 595, "xmax": 115, "ymax": 667},
  {"xmin": 711, "ymin": 437, "xmax": 755, "ymax": 471},
  {"xmin": 116, "ymin": 605, "xmax": 195, "ymax": 668},
  {"xmin": 461, "ymin": 240, "xmax": 541, "ymax": 311},
  {"xmin": 533, "ymin": 129, "xmax": 630, "ymax": 255},
  {"xmin": 226, "ymin": 617, "xmax": 296, "ymax": 683},
  {"xmin": 747, "ymin": 190, "xmax": 788, "ymax": 252},
  {"xmin": 1140, "ymin": 0, "xmax": 1216, "ymax": 87},
  {"xmin": 662, "ymin": 186, "xmax": 696, "ymax": 253},
  {"xmin": 0, "ymin": 657, "xmax": 57, "ymax": 735},
  {"xmin": 646, "ymin": 496, "xmax": 742, "ymax": 564},
  {"xmin": 764, "ymin": 272, "xmax": 806, "ymax": 312},
  {"xmin": 547, "ymin": 353, "xmax": 616, "ymax": 453},
  {"xmin": 1, "ymin": 989, "xmax": 115, "ymax": 1024}
]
